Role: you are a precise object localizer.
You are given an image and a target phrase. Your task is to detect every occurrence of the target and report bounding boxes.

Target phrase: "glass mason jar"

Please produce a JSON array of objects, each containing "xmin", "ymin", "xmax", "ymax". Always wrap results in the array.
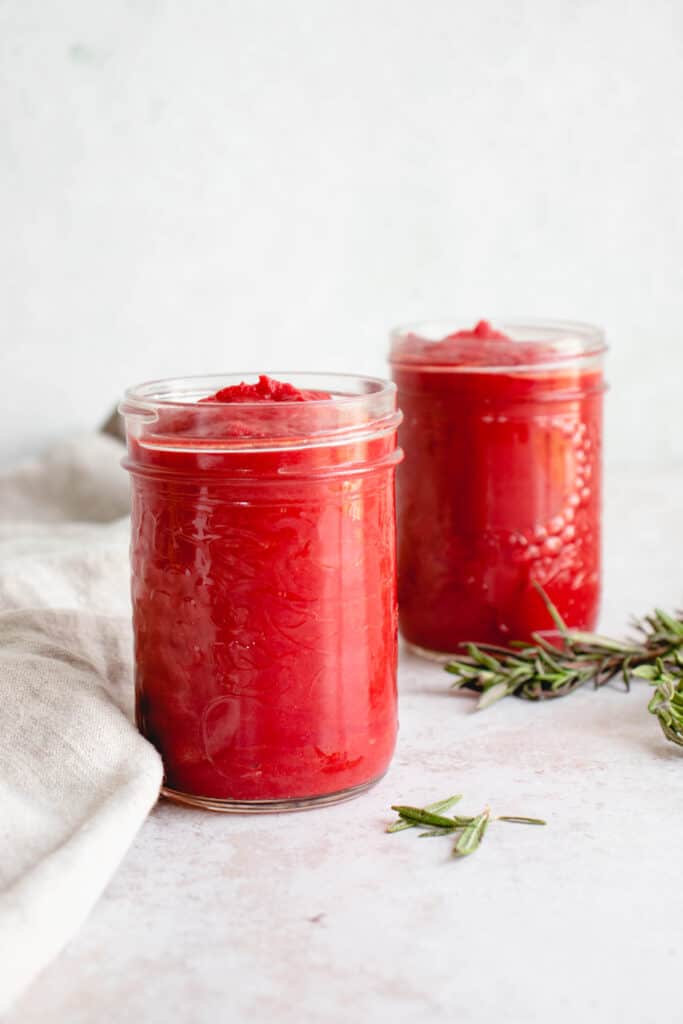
[
  {"xmin": 120, "ymin": 373, "xmax": 402, "ymax": 812},
  {"xmin": 389, "ymin": 319, "xmax": 607, "ymax": 656}
]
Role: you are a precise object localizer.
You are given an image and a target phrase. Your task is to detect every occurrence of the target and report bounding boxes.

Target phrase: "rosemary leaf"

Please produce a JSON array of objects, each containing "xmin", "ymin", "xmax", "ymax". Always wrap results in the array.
[
  {"xmin": 391, "ymin": 806, "xmax": 465, "ymax": 829},
  {"xmin": 532, "ymin": 581, "xmax": 567, "ymax": 634},
  {"xmin": 454, "ymin": 810, "xmax": 490, "ymax": 856},
  {"xmin": 476, "ymin": 681, "xmax": 512, "ymax": 710},
  {"xmin": 386, "ymin": 794, "xmax": 462, "ymax": 832},
  {"xmin": 633, "ymin": 665, "xmax": 660, "ymax": 681},
  {"xmin": 497, "ymin": 816, "xmax": 547, "ymax": 825}
]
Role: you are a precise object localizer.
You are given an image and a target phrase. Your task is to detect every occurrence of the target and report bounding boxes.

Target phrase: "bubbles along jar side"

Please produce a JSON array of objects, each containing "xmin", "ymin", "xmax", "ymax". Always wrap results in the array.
[{"xmin": 389, "ymin": 320, "xmax": 607, "ymax": 655}]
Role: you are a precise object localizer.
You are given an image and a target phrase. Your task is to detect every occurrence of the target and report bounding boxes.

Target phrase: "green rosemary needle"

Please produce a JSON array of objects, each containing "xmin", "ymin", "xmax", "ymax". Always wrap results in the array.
[
  {"xmin": 454, "ymin": 810, "xmax": 490, "ymax": 857},
  {"xmin": 497, "ymin": 816, "xmax": 547, "ymax": 825},
  {"xmin": 444, "ymin": 583, "xmax": 683, "ymax": 747},
  {"xmin": 386, "ymin": 794, "xmax": 463, "ymax": 833},
  {"xmin": 390, "ymin": 806, "xmax": 467, "ymax": 829}
]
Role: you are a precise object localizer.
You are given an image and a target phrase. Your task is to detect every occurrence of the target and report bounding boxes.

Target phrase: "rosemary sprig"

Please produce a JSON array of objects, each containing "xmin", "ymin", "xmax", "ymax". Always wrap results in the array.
[
  {"xmin": 639, "ymin": 659, "xmax": 683, "ymax": 746},
  {"xmin": 388, "ymin": 796, "xmax": 546, "ymax": 858},
  {"xmin": 444, "ymin": 584, "xmax": 683, "ymax": 747}
]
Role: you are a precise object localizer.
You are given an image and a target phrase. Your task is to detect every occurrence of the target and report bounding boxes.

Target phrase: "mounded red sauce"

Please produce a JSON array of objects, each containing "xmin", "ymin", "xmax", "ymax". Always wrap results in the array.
[
  {"xmin": 200, "ymin": 374, "xmax": 329, "ymax": 404},
  {"xmin": 391, "ymin": 322, "xmax": 604, "ymax": 651},
  {"xmin": 126, "ymin": 377, "xmax": 399, "ymax": 803}
]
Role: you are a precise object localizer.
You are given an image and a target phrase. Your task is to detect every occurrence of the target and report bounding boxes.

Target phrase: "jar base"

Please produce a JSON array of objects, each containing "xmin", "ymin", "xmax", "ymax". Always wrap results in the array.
[{"xmin": 160, "ymin": 773, "xmax": 386, "ymax": 814}]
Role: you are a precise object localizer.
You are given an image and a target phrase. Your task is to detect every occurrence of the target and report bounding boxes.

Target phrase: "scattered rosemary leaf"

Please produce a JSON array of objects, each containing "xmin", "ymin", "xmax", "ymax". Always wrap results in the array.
[
  {"xmin": 454, "ymin": 810, "xmax": 490, "ymax": 857},
  {"xmin": 386, "ymin": 794, "xmax": 462, "ymax": 833},
  {"xmin": 497, "ymin": 816, "xmax": 547, "ymax": 825},
  {"xmin": 391, "ymin": 806, "xmax": 464, "ymax": 829},
  {"xmin": 388, "ymin": 797, "xmax": 545, "ymax": 859}
]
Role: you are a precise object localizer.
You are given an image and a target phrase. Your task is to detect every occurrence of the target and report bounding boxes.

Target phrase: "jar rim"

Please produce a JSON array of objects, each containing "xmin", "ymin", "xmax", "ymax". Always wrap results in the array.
[
  {"xmin": 120, "ymin": 371, "xmax": 401, "ymax": 454},
  {"xmin": 122, "ymin": 371, "xmax": 396, "ymax": 409},
  {"xmin": 389, "ymin": 317, "xmax": 607, "ymax": 373}
]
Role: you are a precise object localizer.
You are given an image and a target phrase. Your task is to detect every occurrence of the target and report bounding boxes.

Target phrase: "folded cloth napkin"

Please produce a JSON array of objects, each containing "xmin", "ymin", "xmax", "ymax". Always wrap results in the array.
[{"xmin": 0, "ymin": 435, "xmax": 163, "ymax": 1013}]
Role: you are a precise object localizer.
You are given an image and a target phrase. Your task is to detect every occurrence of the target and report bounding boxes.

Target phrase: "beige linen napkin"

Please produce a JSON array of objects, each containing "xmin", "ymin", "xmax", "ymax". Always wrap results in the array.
[{"xmin": 0, "ymin": 435, "xmax": 163, "ymax": 1013}]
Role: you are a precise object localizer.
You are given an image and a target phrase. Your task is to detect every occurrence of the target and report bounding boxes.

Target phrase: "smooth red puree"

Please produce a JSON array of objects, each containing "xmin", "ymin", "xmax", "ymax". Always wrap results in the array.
[
  {"xmin": 390, "ymin": 321, "xmax": 606, "ymax": 652},
  {"xmin": 200, "ymin": 374, "xmax": 327, "ymax": 404},
  {"xmin": 449, "ymin": 319, "xmax": 510, "ymax": 342},
  {"xmin": 123, "ymin": 375, "xmax": 401, "ymax": 807}
]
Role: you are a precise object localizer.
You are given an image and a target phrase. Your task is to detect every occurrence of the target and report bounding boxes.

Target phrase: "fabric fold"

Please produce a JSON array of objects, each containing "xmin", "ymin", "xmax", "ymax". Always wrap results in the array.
[{"xmin": 0, "ymin": 436, "xmax": 163, "ymax": 1013}]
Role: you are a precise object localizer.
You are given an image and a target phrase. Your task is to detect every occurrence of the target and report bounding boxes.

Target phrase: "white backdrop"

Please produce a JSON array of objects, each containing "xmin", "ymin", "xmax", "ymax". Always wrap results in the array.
[{"xmin": 2, "ymin": 0, "xmax": 682, "ymax": 466}]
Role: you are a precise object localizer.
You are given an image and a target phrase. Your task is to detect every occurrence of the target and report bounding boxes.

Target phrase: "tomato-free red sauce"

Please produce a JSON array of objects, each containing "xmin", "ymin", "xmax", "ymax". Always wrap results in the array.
[
  {"xmin": 391, "ymin": 321, "xmax": 606, "ymax": 652},
  {"xmin": 123, "ymin": 375, "xmax": 401, "ymax": 806}
]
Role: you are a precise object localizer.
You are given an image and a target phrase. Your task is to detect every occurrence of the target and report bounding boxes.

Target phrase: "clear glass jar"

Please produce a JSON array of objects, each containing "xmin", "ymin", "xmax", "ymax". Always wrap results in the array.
[
  {"xmin": 120, "ymin": 373, "xmax": 402, "ymax": 812},
  {"xmin": 389, "ymin": 319, "xmax": 607, "ymax": 657}
]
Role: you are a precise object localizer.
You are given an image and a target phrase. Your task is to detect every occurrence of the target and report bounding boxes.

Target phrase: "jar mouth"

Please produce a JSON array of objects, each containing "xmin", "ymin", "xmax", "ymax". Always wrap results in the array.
[
  {"xmin": 389, "ymin": 317, "xmax": 607, "ymax": 373},
  {"xmin": 120, "ymin": 371, "xmax": 400, "ymax": 453},
  {"xmin": 123, "ymin": 371, "xmax": 396, "ymax": 409}
]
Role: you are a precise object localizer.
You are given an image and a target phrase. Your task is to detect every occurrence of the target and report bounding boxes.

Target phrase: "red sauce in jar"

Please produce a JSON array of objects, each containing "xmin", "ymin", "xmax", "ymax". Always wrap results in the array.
[
  {"xmin": 390, "ymin": 321, "xmax": 606, "ymax": 652},
  {"xmin": 123, "ymin": 375, "xmax": 401, "ymax": 807}
]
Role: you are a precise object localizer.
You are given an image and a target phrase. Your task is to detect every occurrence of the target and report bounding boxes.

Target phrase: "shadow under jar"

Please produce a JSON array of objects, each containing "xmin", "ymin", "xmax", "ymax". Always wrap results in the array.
[
  {"xmin": 389, "ymin": 319, "xmax": 608, "ymax": 657},
  {"xmin": 120, "ymin": 373, "xmax": 402, "ymax": 812}
]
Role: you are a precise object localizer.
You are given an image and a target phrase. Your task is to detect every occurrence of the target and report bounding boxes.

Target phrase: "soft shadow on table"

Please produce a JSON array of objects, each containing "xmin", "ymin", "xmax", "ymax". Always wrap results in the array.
[
  {"xmin": 398, "ymin": 642, "xmax": 462, "ymax": 698},
  {"xmin": 639, "ymin": 736, "xmax": 683, "ymax": 762}
]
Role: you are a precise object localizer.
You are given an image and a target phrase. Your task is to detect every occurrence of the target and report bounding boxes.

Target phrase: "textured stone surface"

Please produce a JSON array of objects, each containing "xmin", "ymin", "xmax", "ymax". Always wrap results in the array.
[{"xmin": 7, "ymin": 465, "xmax": 683, "ymax": 1023}]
